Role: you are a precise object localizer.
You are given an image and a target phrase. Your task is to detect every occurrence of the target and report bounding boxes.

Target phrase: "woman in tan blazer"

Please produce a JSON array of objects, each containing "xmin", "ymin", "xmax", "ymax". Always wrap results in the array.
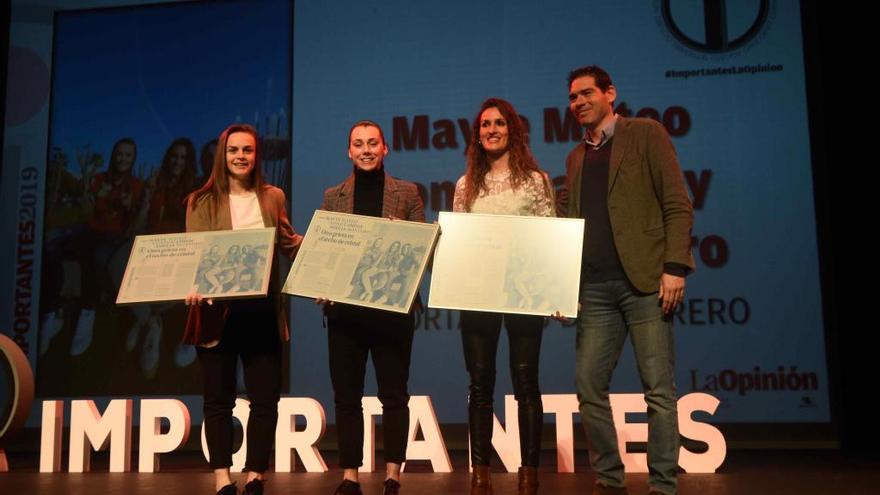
[{"xmin": 184, "ymin": 124, "xmax": 301, "ymax": 495}]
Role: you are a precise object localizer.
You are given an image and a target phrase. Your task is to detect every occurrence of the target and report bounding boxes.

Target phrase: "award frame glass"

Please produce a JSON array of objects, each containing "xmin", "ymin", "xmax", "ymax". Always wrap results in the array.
[
  {"xmin": 428, "ymin": 212, "xmax": 584, "ymax": 317},
  {"xmin": 116, "ymin": 227, "xmax": 276, "ymax": 304},
  {"xmin": 282, "ymin": 210, "xmax": 439, "ymax": 314}
]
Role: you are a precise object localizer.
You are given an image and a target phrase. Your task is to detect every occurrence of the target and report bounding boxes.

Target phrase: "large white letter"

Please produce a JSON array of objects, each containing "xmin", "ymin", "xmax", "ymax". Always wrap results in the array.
[
  {"xmin": 678, "ymin": 392, "xmax": 726, "ymax": 473},
  {"xmin": 69, "ymin": 399, "xmax": 133, "ymax": 472},
  {"xmin": 138, "ymin": 399, "xmax": 191, "ymax": 472},
  {"xmin": 39, "ymin": 400, "xmax": 64, "ymax": 473},
  {"xmin": 275, "ymin": 398, "xmax": 327, "ymax": 472},
  {"xmin": 403, "ymin": 396, "xmax": 452, "ymax": 473},
  {"xmin": 542, "ymin": 394, "xmax": 579, "ymax": 473},
  {"xmin": 467, "ymin": 395, "xmax": 520, "ymax": 473}
]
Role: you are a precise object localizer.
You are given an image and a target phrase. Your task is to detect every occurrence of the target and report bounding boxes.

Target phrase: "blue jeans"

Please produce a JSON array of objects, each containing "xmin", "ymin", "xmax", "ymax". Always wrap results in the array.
[{"xmin": 575, "ymin": 279, "xmax": 678, "ymax": 495}]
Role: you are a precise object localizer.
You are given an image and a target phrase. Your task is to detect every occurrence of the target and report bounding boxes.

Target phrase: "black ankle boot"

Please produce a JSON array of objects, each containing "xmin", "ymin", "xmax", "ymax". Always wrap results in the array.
[
  {"xmin": 244, "ymin": 478, "xmax": 264, "ymax": 495},
  {"xmin": 334, "ymin": 479, "xmax": 364, "ymax": 495},
  {"xmin": 383, "ymin": 478, "xmax": 401, "ymax": 495},
  {"xmin": 217, "ymin": 483, "xmax": 237, "ymax": 495}
]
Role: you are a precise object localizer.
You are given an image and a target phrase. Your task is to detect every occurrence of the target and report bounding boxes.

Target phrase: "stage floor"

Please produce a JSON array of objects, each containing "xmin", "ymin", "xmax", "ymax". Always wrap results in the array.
[{"xmin": 2, "ymin": 450, "xmax": 878, "ymax": 494}]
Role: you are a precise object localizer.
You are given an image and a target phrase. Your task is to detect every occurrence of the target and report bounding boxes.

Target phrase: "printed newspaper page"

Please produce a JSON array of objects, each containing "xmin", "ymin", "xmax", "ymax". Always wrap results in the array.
[
  {"xmin": 116, "ymin": 227, "xmax": 276, "ymax": 304},
  {"xmin": 282, "ymin": 210, "xmax": 439, "ymax": 313}
]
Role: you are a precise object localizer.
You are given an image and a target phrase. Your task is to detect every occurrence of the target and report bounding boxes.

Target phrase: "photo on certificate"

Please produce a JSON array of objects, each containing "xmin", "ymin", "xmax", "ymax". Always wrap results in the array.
[
  {"xmin": 282, "ymin": 210, "xmax": 439, "ymax": 313},
  {"xmin": 116, "ymin": 227, "xmax": 276, "ymax": 304},
  {"xmin": 428, "ymin": 212, "xmax": 585, "ymax": 317}
]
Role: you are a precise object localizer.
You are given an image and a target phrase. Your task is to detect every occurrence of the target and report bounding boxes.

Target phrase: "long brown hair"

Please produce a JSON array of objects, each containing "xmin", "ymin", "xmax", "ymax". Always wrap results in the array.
[
  {"xmin": 462, "ymin": 98, "xmax": 550, "ymax": 211},
  {"xmin": 187, "ymin": 124, "xmax": 265, "ymax": 211}
]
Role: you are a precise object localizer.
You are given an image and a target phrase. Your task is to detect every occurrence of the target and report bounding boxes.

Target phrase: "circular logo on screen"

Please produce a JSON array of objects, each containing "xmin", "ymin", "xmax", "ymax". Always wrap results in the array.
[{"xmin": 656, "ymin": 0, "xmax": 773, "ymax": 58}]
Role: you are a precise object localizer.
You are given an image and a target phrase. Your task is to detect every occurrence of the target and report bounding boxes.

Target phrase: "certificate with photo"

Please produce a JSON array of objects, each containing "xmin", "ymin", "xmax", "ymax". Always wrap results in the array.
[
  {"xmin": 428, "ymin": 212, "xmax": 584, "ymax": 317},
  {"xmin": 282, "ymin": 210, "xmax": 439, "ymax": 313},
  {"xmin": 116, "ymin": 227, "xmax": 276, "ymax": 304}
]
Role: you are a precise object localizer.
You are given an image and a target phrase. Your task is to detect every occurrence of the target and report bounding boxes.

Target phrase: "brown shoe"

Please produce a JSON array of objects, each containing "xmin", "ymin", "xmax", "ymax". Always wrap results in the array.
[
  {"xmin": 518, "ymin": 466, "xmax": 538, "ymax": 495},
  {"xmin": 591, "ymin": 481, "xmax": 629, "ymax": 495},
  {"xmin": 471, "ymin": 465, "xmax": 493, "ymax": 495}
]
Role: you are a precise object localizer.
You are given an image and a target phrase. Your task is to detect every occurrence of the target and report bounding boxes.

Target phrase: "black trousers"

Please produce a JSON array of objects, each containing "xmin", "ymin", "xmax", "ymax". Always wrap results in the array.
[
  {"xmin": 328, "ymin": 306, "xmax": 415, "ymax": 468},
  {"xmin": 460, "ymin": 311, "xmax": 544, "ymax": 467},
  {"xmin": 197, "ymin": 303, "xmax": 281, "ymax": 472}
]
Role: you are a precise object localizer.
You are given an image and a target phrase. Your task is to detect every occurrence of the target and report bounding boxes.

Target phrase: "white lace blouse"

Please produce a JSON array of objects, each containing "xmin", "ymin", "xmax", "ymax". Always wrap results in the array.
[{"xmin": 452, "ymin": 170, "xmax": 554, "ymax": 217}]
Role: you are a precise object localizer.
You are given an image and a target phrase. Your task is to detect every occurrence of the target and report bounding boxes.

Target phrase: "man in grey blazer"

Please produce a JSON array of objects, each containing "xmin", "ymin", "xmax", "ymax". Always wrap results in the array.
[{"xmin": 562, "ymin": 66, "xmax": 695, "ymax": 495}]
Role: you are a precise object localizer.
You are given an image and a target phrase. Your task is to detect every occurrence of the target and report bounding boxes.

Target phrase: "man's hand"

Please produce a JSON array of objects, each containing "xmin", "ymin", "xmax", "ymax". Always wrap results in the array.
[{"xmin": 658, "ymin": 273, "xmax": 685, "ymax": 314}]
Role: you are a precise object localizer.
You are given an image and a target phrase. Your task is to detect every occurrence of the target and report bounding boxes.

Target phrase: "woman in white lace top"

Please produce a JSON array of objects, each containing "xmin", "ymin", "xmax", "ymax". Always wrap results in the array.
[
  {"xmin": 451, "ymin": 121, "xmax": 553, "ymax": 217},
  {"xmin": 452, "ymin": 98, "xmax": 553, "ymax": 495}
]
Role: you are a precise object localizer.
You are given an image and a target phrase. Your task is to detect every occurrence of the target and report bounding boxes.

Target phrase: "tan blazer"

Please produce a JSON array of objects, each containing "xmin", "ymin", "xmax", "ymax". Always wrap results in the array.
[
  {"xmin": 562, "ymin": 117, "xmax": 695, "ymax": 293},
  {"xmin": 183, "ymin": 184, "xmax": 302, "ymax": 345}
]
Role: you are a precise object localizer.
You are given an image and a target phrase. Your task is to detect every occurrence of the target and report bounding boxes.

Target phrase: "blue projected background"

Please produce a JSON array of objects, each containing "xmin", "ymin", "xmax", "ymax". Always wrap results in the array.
[
  {"xmin": 288, "ymin": 0, "xmax": 827, "ymax": 424},
  {"xmin": 50, "ymin": 0, "xmax": 290, "ymax": 178},
  {"xmin": 1, "ymin": 0, "xmax": 827, "ymax": 425}
]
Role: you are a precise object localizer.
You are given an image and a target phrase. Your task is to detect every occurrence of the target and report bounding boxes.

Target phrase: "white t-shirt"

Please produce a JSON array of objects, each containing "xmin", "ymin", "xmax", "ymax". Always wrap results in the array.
[{"xmin": 229, "ymin": 191, "xmax": 264, "ymax": 230}]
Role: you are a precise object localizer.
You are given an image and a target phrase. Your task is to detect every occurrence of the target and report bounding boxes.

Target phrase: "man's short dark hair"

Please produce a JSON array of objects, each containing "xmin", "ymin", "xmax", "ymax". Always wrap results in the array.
[{"xmin": 567, "ymin": 66, "xmax": 613, "ymax": 92}]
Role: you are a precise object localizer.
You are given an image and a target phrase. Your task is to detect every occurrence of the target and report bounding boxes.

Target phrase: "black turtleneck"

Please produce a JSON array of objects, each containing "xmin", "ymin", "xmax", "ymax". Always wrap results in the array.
[{"xmin": 353, "ymin": 167, "xmax": 385, "ymax": 217}]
